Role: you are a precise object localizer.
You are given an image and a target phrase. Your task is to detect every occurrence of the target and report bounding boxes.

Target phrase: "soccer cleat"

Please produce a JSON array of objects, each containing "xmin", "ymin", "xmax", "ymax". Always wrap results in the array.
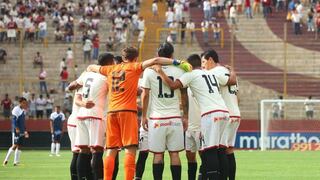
[
  {"xmin": 3, "ymin": 161, "xmax": 8, "ymax": 166},
  {"xmin": 56, "ymin": 154, "xmax": 61, "ymax": 157},
  {"xmin": 49, "ymin": 154, "xmax": 54, "ymax": 157},
  {"xmin": 13, "ymin": 163, "xmax": 18, "ymax": 166}
]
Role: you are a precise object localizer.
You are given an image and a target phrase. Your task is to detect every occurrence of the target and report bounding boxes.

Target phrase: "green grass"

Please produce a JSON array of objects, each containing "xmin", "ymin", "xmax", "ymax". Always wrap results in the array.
[{"xmin": 1, "ymin": 150, "xmax": 320, "ymax": 180}]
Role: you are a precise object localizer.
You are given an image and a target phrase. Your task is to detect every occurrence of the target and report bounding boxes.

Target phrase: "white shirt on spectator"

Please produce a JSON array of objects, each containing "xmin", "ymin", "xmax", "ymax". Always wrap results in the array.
[
  {"xmin": 36, "ymin": 98, "xmax": 47, "ymax": 111},
  {"xmin": 165, "ymin": 10, "xmax": 175, "ymax": 23}
]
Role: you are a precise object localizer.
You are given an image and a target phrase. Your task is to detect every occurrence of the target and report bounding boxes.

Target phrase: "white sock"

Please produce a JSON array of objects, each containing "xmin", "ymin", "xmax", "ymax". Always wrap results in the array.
[
  {"xmin": 14, "ymin": 148, "xmax": 19, "ymax": 164},
  {"xmin": 4, "ymin": 147, "xmax": 14, "ymax": 162},
  {"xmin": 51, "ymin": 143, "xmax": 56, "ymax": 154},
  {"xmin": 17, "ymin": 150, "xmax": 22, "ymax": 163},
  {"xmin": 55, "ymin": 143, "xmax": 60, "ymax": 155}
]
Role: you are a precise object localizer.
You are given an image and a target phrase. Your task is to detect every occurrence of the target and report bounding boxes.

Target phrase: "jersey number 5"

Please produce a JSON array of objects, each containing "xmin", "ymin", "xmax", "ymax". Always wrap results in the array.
[
  {"xmin": 157, "ymin": 76, "xmax": 174, "ymax": 98},
  {"xmin": 83, "ymin": 78, "xmax": 94, "ymax": 98}
]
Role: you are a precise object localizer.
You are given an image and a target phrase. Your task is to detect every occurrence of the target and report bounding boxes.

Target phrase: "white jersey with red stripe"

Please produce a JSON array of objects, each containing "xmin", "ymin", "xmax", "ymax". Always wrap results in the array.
[
  {"xmin": 76, "ymin": 72, "xmax": 108, "ymax": 120},
  {"xmin": 187, "ymin": 88, "xmax": 201, "ymax": 131},
  {"xmin": 67, "ymin": 88, "xmax": 82, "ymax": 125},
  {"xmin": 141, "ymin": 66, "xmax": 184, "ymax": 118},
  {"xmin": 209, "ymin": 66, "xmax": 240, "ymax": 117},
  {"xmin": 178, "ymin": 69, "xmax": 228, "ymax": 115}
]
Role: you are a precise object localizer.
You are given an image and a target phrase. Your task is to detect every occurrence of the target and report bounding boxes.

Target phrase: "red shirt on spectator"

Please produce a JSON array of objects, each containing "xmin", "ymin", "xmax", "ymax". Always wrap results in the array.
[
  {"xmin": 7, "ymin": 21, "xmax": 17, "ymax": 29},
  {"xmin": 93, "ymin": 37, "xmax": 100, "ymax": 48},
  {"xmin": 245, "ymin": 0, "xmax": 251, "ymax": 7},
  {"xmin": 1, "ymin": 98, "xmax": 12, "ymax": 110},
  {"xmin": 60, "ymin": 69, "xmax": 68, "ymax": 81},
  {"xmin": 316, "ymin": 4, "xmax": 320, "ymax": 13}
]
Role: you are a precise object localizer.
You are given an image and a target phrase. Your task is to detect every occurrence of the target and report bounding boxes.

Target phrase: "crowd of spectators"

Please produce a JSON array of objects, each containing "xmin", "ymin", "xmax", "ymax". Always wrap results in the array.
[{"xmin": 1, "ymin": 91, "xmax": 74, "ymax": 120}]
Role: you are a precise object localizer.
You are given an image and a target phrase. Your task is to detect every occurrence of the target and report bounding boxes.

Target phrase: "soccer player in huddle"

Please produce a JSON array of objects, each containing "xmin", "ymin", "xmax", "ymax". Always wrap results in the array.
[
  {"xmin": 153, "ymin": 54, "xmax": 230, "ymax": 180},
  {"xmin": 185, "ymin": 55, "xmax": 202, "ymax": 180},
  {"xmin": 75, "ymin": 53, "xmax": 114, "ymax": 180},
  {"xmin": 3, "ymin": 97, "xmax": 29, "ymax": 166},
  {"xmin": 141, "ymin": 42, "xmax": 188, "ymax": 180},
  {"xmin": 65, "ymin": 83, "xmax": 83, "ymax": 180},
  {"xmin": 49, "ymin": 106, "xmax": 65, "ymax": 157},
  {"xmin": 202, "ymin": 49, "xmax": 240, "ymax": 180},
  {"xmin": 86, "ymin": 46, "xmax": 191, "ymax": 180}
]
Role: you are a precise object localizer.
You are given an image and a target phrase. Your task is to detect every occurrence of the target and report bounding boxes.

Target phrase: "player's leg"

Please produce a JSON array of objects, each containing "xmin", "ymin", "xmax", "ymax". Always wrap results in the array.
[
  {"xmin": 135, "ymin": 128, "xmax": 149, "ymax": 180},
  {"xmin": 201, "ymin": 113, "xmax": 220, "ymax": 179},
  {"xmin": 68, "ymin": 124, "xmax": 79, "ymax": 180},
  {"xmin": 153, "ymin": 153, "xmax": 165, "ymax": 180},
  {"xmin": 120, "ymin": 112, "xmax": 139, "ymax": 180},
  {"xmin": 112, "ymin": 152, "xmax": 119, "ymax": 180},
  {"xmin": 226, "ymin": 117, "xmax": 241, "ymax": 180},
  {"xmin": 148, "ymin": 119, "xmax": 166, "ymax": 180},
  {"xmin": 50, "ymin": 133, "xmax": 56, "ymax": 156},
  {"xmin": 55, "ymin": 134, "xmax": 62, "ymax": 156},
  {"xmin": 218, "ymin": 114, "xmax": 230, "ymax": 180},
  {"xmin": 185, "ymin": 131, "xmax": 199, "ymax": 180},
  {"xmin": 226, "ymin": 148, "xmax": 236, "ymax": 180},
  {"xmin": 167, "ymin": 118, "xmax": 184, "ymax": 180},
  {"xmin": 90, "ymin": 119, "xmax": 106, "ymax": 180},
  {"xmin": 217, "ymin": 146, "xmax": 228, "ymax": 180},
  {"xmin": 3, "ymin": 133, "xmax": 17, "ymax": 165},
  {"xmin": 198, "ymin": 151, "xmax": 207, "ymax": 180},
  {"xmin": 75, "ymin": 120, "xmax": 92, "ymax": 180},
  {"xmin": 104, "ymin": 113, "xmax": 121, "ymax": 180}
]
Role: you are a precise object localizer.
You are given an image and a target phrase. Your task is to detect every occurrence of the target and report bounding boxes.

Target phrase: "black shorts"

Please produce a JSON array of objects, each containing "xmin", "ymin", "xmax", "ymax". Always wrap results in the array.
[
  {"xmin": 12, "ymin": 132, "xmax": 24, "ymax": 146},
  {"xmin": 52, "ymin": 133, "xmax": 62, "ymax": 142}
]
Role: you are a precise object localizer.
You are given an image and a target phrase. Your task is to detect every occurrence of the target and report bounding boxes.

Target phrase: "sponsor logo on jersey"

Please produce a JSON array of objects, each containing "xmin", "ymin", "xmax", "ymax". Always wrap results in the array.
[{"xmin": 153, "ymin": 121, "xmax": 181, "ymax": 128}]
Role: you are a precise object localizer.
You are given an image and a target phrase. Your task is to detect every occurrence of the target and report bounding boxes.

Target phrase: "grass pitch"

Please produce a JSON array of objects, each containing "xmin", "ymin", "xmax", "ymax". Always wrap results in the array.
[{"xmin": 1, "ymin": 150, "xmax": 320, "ymax": 180}]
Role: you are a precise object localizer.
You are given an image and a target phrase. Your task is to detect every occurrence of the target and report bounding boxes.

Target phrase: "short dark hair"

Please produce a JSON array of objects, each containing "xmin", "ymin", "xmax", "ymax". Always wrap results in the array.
[
  {"xmin": 98, "ymin": 53, "xmax": 114, "ymax": 66},
  {"xmin": 122, "ymin": 47, "xmax": 139, "ymax": 61},
  {"xmin": 19, "ymin": 97, "xmax": 27, "ymax": 103},
  {"xmin": 114, "ymin": 56, "xmax": 123, "ymax": 64},
  {"xmin": 157, "ymin": 42, "xmax": 174, "ymax": 58},
  {"xmin": 201, "ymin": 49, "xmax": 219, "ymax": 63},
  {"xmin": 187, "ymin": 54, "xmax": 201, "ymax": 68}
]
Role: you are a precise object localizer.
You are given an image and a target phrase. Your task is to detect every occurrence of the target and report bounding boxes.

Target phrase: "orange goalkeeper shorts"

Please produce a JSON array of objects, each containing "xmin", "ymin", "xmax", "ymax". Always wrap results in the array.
[{"xmin": 106, "ymin": 111, "xmax": 139, "ymax": 149}]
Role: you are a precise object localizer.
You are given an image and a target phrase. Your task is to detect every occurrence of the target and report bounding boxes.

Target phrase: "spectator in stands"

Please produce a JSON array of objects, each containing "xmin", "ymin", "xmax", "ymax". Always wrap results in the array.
[
  {"xmin": 229, "ymin": 3, "xmax": 238, "ymax": 30},
  {"xmin": 272, "ymin": 95, "xmax": 284, "ymax": 119},
  {"xmin": 201, "ymin": 20, "xmax": 209, "ymax": 45},
  {"xmin": 152, "ymin": 0, "xmax": 159, "ymax": 20},
  {"xmin": 36, "ymin": 94, "xmax": 46, "ymax": 119},
  {"xmin": 307, "ymin": 8, "xmax": 315, "ymax": 32},
  {"xmin": 1, "ymin": 93, "xmax": 12, "ymax": 119},
  {"xmin": 316, "ymin": 14, "xmax": 320, "ymax": 33},
  {"xmin": 186, "ymin": 19, "xmax": 195, "ymax": 43},
  {"xmin": 6, "ymin": 16, "xmax": 17, "ymax": 43},
  {"xmin": 0, "ymin": 17, "xmax": 6, "ymax": 42},
  {"xmin": 180, "ymin": 17, "xmax": 187, "ymax": 43},
  {"xmin": 106, "ymin": 36, "xmax": 114, "ymax": 51},
  {"xmin": 174, "ymin": 1, "xmax": 183, "ymax": 22},
  {"xmin": 38, "ymin": 19, "xmax": 47, "ymax": 43},
  {"xmin": 39, "ymin": 66, "xmax": 48, "ymax": 95},
  {"xmin": 212, "ymin": 20, "xmax": 221, "ymax": 43},
  {"xmin": 33, "ymin": 52, "xmax": 43, "ymax": 68},
  {"xmin": 0, "ymin": 48, "xmax": 7, "ymax": 63},
  {"xmin": 46, "ymin": 94, "xmax": 54, "ymax": 119},
  {"xmin": 22, "ymin": 89, "xmax": 30, "ymax": 101},
  {"xmin": 291, "ymin": 8, "xmax": 302, "ymax": 35},
  {"xmin": 262, "ymin": 0, "xmax": 272, "ymax": 18},
  {"xmin": 54, "ymin": 27, "xmax": 64, "ymax": 41},
  {"xmin": 245, "ymin": 0, "xmax": 253, "ymax": 19},
  {"xmin": 304, "ymin": 96, "xmax": 314, "ymax": 120},
  {"xmin": 28, "ymin": 93, "xmax": 36, "ymax": 119},
  {"xmin": 203, "ymin": 0, "xmax": 211, "ymax": 21},
  {"xmin": 79, "ymin": 15, "xmax": 89, "ymax": 29},
  {"xmin": 12, "ymin": 96, "xmax": 19, "ymax": 107},
  {"xmin": 83, "ymin": 38, "xmax": 92, "ymax": 62},
  {"xmin": 236, "ymin": 0, "xmax": 243, "ymax": 14},
  {"xmin": 59, "ymin": 58, "xmax": 66, "ymax": 73},
  {"xmin": 63, "ymin": 95, "xmax": 73, "ymax": 116},
  {"xmin": 276, "ymin": 0, "xmax": 285, "ymax": 12},
  {"xmin": 60, "ymin": 67, "xmax": 69, "ymax": 92},
  {"xmin": 165, "ymin": 7, "xmax": 175, "ymax": 27},
  {"xmin": 137, "ymin": 16, "xmax": 145, "ymax": 32},
  {"xmin": 169, "ymin": 20, "xmax": 178, "ymax": 43},
  {"xmin": 92, "ymin": 34, "xmax": 100, "ymax": 60},
  {"xmin": 66, "ymin": 47, "xmax": 73, "ymax": 67}
]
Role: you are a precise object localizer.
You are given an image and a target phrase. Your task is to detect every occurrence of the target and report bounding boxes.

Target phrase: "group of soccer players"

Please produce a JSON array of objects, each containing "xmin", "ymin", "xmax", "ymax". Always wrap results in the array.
[{"xmin": 3, "ymin": 42, "xmax": 240, "ymax": 180}]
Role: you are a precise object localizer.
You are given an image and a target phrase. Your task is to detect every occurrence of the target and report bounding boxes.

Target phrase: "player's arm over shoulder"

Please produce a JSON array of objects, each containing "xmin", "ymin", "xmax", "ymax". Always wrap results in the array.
[
  {"xmin": 224, "ymin": 65, "xmax": 237, "ymax": 85},
  {"xmin": 153, "ymin": 65, "xmax": 184, "ymax": 90}
]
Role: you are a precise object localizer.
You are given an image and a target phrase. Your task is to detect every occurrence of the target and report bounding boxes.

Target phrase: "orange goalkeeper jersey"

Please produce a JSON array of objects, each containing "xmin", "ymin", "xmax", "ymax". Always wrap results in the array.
[{"xmin": 99, "ymin": 62, "xmax": 143, "ymax": 112}]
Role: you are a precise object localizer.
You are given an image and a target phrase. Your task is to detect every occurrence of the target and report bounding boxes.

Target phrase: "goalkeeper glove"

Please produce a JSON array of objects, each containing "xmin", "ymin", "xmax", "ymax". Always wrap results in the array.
[{"xmin": 173, "ymin": 59, "xmax": 193, "ymax": 72}]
